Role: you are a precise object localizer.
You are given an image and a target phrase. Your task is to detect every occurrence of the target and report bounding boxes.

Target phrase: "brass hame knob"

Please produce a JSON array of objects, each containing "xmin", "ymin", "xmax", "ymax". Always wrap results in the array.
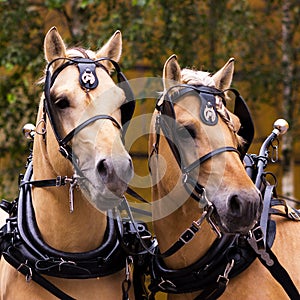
[
  {"xmin": 22, "ymin": 123, "xmax": 36, "ymax": 140},
  {"xmin": 273, "ymin": 119, "xmax": 289, "ymax": 136}
]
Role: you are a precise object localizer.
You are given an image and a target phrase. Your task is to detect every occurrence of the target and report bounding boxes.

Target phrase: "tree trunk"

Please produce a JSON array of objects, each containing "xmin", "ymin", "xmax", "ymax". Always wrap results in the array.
[{"xmin": 281, "ymin": 0, "xmax": 295, "ymax": 203}]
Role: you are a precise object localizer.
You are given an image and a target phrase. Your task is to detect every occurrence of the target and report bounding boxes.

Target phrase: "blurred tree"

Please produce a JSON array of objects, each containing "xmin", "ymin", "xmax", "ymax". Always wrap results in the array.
[
  {"xmin": 281, "ymin": 0, "xmax": 299, "ymax": 202},
  {"xmin": 0, "ymin": 0, "xmax": 299, "ymax": 201}
]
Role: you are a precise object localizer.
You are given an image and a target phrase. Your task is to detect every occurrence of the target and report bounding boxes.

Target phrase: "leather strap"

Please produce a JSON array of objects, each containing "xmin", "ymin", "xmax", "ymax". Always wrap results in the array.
[
  {"xmin": 2, "ymin": 248, "xmax": 75, "ymax": 300},
  {"xmin": 258, "ymin": 246, "xmax": 300, "ymax": 300},
  {"xmin": 183, "ymin": 147, "xmax": 240, "ymax": 174},
  {"xmin": 260, "ymin": 184, "xmax": 274, "ymax": 245}
]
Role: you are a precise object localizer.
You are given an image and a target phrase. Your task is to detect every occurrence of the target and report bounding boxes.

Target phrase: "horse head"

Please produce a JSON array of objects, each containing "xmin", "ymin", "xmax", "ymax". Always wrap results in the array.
[
  {"xmin": 150, "ymin": 55, "xmax": 262, "ymax": 234},
  {"xmin": 35, "ymin": 27, "xmax": 134, "ymax": 211}
]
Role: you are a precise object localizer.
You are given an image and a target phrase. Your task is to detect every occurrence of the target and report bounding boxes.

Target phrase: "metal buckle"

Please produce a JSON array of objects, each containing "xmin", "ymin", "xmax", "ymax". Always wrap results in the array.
[
  {"xmin": 17, "ymin": 260, "xmax": 32, "ymax": 282},
  {"xmin": 179, "ymin": 228, "xmax": 196, "ymax": 244},
  {"xmin": 247, "ymin": 226, "xmax": 274, "ymax": 266},
  {"xmin": 217, "ymin": 259, "xmax": 234, "ymax": 286},
  {"xmin": 56, "ymin": 176, "xmax": 65, "ymax": 186},
  {"xmin": 249, "ymin": 226, "xmax": 264, "ymax": 246},
  {"xmin": 205, "ymin": 205, "xmax": 222, "ymax": 239},
  {"xmin": 287, "ymin": 206, "xmax": 300, "ymax": 221},
  {"xmin": 158, "ymin": 278, "xmax": 176, "ymax": 291}
]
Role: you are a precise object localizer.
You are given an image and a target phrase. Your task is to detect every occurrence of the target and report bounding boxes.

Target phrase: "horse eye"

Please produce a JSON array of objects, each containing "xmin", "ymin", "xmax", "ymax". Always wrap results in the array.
[
  {"xmin": 176, "ymin": 125, "xmax": 196, "ymax": 140},
  {"xmin": 55, "ymin": 98, "xmax": 70, "ymax": 109}
]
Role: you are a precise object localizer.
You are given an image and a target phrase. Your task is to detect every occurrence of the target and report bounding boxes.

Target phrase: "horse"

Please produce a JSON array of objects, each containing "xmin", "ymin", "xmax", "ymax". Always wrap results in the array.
[
  {"xmin": 148, "ymin": 55, "xmax": 300, "ymax": 299},
  {"xmin": 0, "ymin": 27, "xmax": 136, "ymax": 299}
]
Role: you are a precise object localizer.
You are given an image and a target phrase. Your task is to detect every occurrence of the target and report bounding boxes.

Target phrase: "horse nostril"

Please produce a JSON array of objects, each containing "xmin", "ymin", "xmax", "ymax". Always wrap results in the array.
[
  {"xmin": 97, "ymin": 159, "xmax": 108, "ymax": 181},
  {"xmin": 228, "ymin": 195, "xmax": 242, "ymax": 217}
]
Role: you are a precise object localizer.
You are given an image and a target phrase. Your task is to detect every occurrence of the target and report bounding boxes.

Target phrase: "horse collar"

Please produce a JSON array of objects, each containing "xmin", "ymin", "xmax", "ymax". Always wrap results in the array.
[{"xmin": 0, "ymin": 161, "xmax": 128, "ymax": 279}]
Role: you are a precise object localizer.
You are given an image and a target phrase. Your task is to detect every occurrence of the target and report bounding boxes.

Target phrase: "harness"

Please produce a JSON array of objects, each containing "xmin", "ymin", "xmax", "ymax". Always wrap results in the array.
[
  {"xmin": 0, "ymin": 159, "xmax": 155, "ymax": 299},
  {"xmin": 1, "ymin": 63, "xmax": 299, "ymax": 299},
  {"xmin": 0, "ymin": 56, "xmax": 152, "ymax": 300},
  {"xmin": 147, "ymin": 85, "xmax": 300, "ymax": 300}
]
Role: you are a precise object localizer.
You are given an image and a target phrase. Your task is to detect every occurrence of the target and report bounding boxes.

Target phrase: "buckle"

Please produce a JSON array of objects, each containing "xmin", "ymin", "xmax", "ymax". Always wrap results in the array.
[
  {"xmin": 56, "ymin": 176, "xmax": 66, "ymax": 186},
  {"xmin": 179, "ymin": 228, "xmax": 196, "ymax": 244},
  {"xmin": 250, "ymin": 226, "xmax": 264, "ymax": 248},
  {"xmin": 287, "ymin": 206, "xmax": 300, "ymax": 221},
  {"xmin": 217, "ymin": 275, "xmax": 229, "ymax": 286},
  {"xmin": 247, "ymin": 226, "xmax": 274, "ymax": 266},
  {"xmin": 217, "ymin": 259, "xmax": 234, "ymax": 287},
  {"xmin": 158, "ymin": 278, "xmax": 176, "ymax": 291},
  {"xmin": 17, "ymin": 260, "xmax": 32, "ymax": 282}
]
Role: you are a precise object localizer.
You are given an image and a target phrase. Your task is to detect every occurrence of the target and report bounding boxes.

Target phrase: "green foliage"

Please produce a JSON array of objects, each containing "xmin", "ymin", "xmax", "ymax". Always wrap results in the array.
[{"xmin": 0, "ymin": 0, "xmax": 299, "ymax": 199}]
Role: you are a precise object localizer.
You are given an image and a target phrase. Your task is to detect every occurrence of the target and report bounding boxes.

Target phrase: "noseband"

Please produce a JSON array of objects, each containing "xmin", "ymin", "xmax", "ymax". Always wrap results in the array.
[
  {"xmin": 43, "ymin": 56, "xmax": 135, "ymax": 169},
  {"xmin": 153, "ymin": 85, "xmax": 240, "ymax": 207}
]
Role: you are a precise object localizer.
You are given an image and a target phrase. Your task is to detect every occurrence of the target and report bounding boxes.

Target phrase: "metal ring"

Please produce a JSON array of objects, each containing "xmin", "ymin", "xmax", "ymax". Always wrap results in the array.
[{"xmin": 35, "ymin": 118, "xmax": 47, "ymax": 135}]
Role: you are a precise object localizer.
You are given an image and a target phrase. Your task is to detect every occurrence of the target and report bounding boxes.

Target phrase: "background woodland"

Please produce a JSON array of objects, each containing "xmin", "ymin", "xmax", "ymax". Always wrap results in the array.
[{"xmin": 0, "ymin": 0, "xmax": 299, "ymax": 204}]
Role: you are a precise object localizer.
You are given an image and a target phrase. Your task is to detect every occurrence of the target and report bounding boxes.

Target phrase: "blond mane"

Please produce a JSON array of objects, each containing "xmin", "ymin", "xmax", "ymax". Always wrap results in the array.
[{"xmin": 181, "ymin": 68, "xmax": 244, "ymax": 146}]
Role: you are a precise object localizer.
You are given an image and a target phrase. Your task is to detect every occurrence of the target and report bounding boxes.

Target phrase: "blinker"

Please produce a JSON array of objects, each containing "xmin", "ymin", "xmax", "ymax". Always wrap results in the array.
[
  {"xmin": 199, "ymin": 93, "xmax": 218, "ymax": 126},
  {"xmin": 77, "ymin": 62, "xmax": 99, "ymax": 90}
]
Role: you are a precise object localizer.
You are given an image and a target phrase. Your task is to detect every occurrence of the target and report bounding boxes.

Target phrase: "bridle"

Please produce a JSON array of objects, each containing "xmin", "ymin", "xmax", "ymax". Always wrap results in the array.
[
  {"xmin": 148, "ymin": 84, "xmax": 300, "ymax": 300},
  {"xmin": 43, "ymin": 56, "xmax": 135, "ymax": 169},
  {"xmin": 152, "ymin": 84, "xmax": 247, "ymax": 210},
  {"xmin": 22, "ymin": 56, "xmax": 136, "ymax": 211}
]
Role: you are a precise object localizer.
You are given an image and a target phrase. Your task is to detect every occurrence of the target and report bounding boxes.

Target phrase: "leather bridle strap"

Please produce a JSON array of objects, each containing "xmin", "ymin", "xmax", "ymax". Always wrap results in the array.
[
  {"xmin": 43, "ymin": 57, "xmax": 124, "ymax": 163},
  {"xmin": 58, "ymin": 114, "xmax": 121, "ymax": 162},
  {"xmin": 183, "ymin": 147, "xmax": 240, "ymax": 174},
  {"xmin": 61, "ymin": 115, "xmax": 121, "ymax": 146}
]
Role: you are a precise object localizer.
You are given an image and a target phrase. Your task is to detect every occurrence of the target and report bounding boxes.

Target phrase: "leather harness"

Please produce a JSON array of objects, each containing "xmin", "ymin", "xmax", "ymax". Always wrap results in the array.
[
  {"xmin": 147, "ymin": 85, "xmax": 300, "ymax": 299},
  {"xmin": 0, "ymin": 71, "xmax": 299, "ymax": 299}
]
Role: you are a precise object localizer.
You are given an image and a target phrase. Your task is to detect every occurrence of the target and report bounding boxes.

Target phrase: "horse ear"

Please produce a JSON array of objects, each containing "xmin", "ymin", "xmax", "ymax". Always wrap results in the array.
[
  {"xmin": 163, "ymin": 54, "xmax": 181, "ymax": 90},
  {"xmin": 96, "ymin": 30, "xmax": 122, "ymax": 74},
  {"xmin": 44, "ymin": 27, "xmax": 67, "ymax": 67},
  {"xmin": 212, "ymin": 58, "xmax": 234, "ymax": 90}
]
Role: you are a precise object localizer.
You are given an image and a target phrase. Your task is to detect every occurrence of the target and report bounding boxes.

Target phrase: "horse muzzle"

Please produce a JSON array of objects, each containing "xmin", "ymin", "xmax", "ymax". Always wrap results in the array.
[
  {"xmin": 214, "ymin": 189, "xmax": 262, "ymax": 234},
  {"xmin": 97, "ymin": 155, "xmax": 134, "ymax": 197}
]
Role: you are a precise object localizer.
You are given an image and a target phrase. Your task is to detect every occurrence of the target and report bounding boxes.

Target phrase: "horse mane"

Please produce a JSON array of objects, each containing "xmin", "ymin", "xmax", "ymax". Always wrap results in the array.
[
  {"xmin": 38, "ymin": 47, "xmax": 96, "ymax": 85},
  {"xmin": 181, "ymin": 68, "xmax": 245, "ymax": 147}
]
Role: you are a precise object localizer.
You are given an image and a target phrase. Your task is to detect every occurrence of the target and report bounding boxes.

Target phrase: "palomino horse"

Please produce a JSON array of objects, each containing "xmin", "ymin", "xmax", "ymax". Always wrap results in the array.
[
  {"xmin": 148, "ymin": 55, "xmax": 300, "ymax": 299},
  {"xmin": 0, "ymin": 27, "xmax": 135, "ymax": 299}
]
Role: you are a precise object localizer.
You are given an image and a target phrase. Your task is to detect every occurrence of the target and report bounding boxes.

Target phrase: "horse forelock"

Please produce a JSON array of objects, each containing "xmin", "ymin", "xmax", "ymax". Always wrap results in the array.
[
  {"xmin": 181, "ymin": 68, "xmax": 215, "ymax": 87},
  {"xmin": 66, "ymin": 47, "xmax": 97, "ymax": 60},
  {"xmin": 179, "ymin": 68, "xmax": 244, "ymax": 147}
]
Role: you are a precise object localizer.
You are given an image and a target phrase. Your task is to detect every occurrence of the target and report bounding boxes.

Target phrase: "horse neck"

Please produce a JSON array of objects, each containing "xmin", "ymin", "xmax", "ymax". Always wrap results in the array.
[
  {"xmin": 152, "ymin": 187, "xmax": 217, "ymax": 269},
  {"xmin": 149, "ymin": 120, "xmax": 217, "ymax": 268},
  {"xmin": 31, "ymin": 107, "xmax": 107, "ymax": 253}
]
